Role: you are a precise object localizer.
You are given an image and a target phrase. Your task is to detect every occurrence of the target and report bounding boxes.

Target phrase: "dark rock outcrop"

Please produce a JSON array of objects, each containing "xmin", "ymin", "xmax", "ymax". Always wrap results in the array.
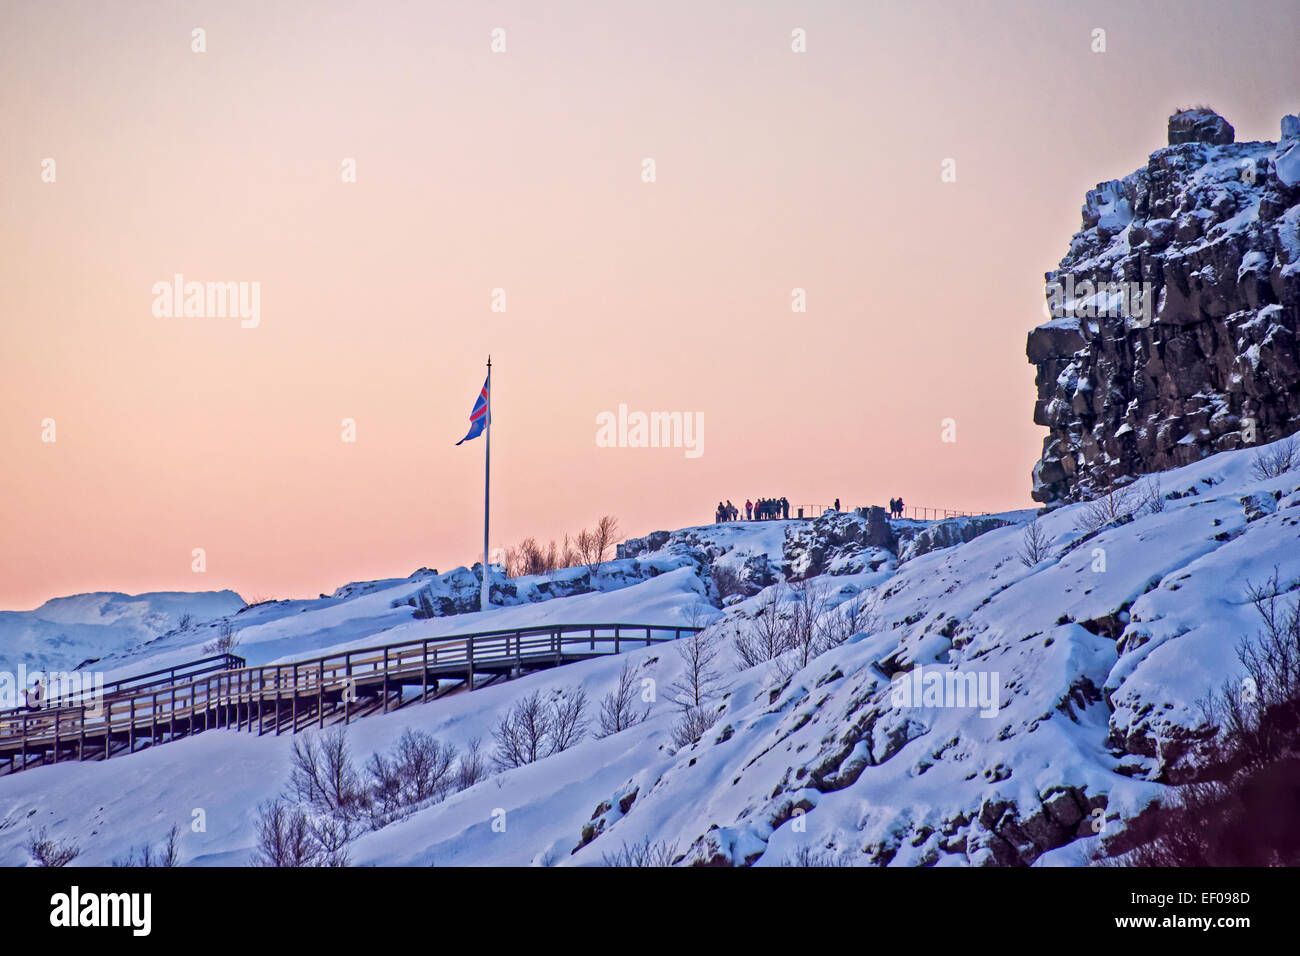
[{"xmin": 1028, "ymin": 109, "xmax": 1300, "ymax": 503}]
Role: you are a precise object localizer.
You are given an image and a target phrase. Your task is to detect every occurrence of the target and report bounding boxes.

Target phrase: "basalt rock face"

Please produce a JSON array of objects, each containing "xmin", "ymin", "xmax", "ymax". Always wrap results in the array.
[{"xmin": 1028, "ymin": 109, "xmax": 1300, "ymax": 504}]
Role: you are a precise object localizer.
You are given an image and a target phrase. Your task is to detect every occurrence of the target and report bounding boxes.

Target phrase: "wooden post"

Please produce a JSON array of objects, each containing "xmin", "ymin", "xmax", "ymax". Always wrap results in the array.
[
  {"xmin": 383, "ymin": 648, "xmax": 390, "ymax": 713},
  {"xmin": 21, "ymin": 714, "xmax": 27, "ymax": 769},
  {"xmin": 421, "ymin": 641, "xmax": 428, "ymax": 701},
  {"xmin": 275, "ymin": 665, "xmax": 283, "ymax": 735},
  {"xmin": 590, "ymin": 627, "xmax": 595, "ymax": 650},
  {"xmin": 345, "ymin": 653, "xmax": 352, "ymax": 724},
  {"xmin": 646, "ymin": 626, "xmax": 652, "ymax": 648},
  {"xmin": 317, "ymin": 661, "xmax": 324, "ymax": 729},
  {"xmin": 53, "ymin": 709, "xmax": 60, "ymax": 764},
  {"xmin": 466, "ymin": 637, "xmax": 475, "ymax": 691},
  {"xmin": 78, "ymin": 706, "xmax": 85, "ymax": 761},
  {"xmin": 104, "ymin": 703, "xmax": 112, "ymax": 761},
  {"xmin": 615, "ymin": 627, "xmax": 621, "ymax": 655},
  {"xmin": 291, "ymin": 664, "xmax": 298, "ymax": 734},
  {"xmin": 151, "ymin": 692, "xmax": 158, "ymax": 744}
]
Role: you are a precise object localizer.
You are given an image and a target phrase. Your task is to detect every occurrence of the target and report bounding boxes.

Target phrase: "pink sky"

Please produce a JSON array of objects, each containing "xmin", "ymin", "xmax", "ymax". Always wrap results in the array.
[{"xmin": 2, "ymin": 0, "xmax": 1297, "ymax": 609}]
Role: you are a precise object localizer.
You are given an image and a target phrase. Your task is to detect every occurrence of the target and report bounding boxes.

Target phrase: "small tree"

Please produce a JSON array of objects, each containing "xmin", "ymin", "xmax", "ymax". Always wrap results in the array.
[
  {"xmin": 455, "ymin": 736, "xmax": 487, "ymax": 790},
  {"xmin": 668, "ymin": 627, "xmax": 726, "ymax": 712},
  {"xmin": 597, "ymin": 659, "xmax": 651, "ymax": 738},
  {"xmin": 1019, "ymin": 519, "xmax": 1055, "ymax": 567},
  {"xmin": 733, "ymin": 587, "xmax": 794, "ymax": 670},
  {"xmin": 578, "ymin": 515, "xmax": 621, "ymax": 578}
]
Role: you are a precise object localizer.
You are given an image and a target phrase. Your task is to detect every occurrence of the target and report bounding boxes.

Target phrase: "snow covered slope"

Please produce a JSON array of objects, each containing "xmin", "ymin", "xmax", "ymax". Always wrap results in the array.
[{"xmin": 2, "ymin": 437, "xmax": 1298, "ymax": 866}]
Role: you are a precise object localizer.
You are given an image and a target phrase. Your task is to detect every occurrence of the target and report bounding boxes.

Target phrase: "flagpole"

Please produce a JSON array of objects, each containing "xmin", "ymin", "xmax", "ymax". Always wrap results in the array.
[{"xmin": 481, "ymin": 356, "xmax": 491, "ymax": 613}]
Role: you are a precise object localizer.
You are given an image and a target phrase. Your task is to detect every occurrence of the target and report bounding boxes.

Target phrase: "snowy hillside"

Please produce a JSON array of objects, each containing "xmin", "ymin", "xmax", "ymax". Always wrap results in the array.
[{"xmin": 2, "ymin": 436, "xmax": 1299, "ymax": 866}]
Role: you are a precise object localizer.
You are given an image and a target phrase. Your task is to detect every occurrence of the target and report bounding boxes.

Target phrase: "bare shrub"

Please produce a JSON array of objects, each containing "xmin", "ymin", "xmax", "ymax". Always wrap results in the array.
[
  {"xmin": 1250, "ymin": 434, "xmax": 1299, "ymax": 481},
  {"xmin": 781, "ymin": 578, "xmax": 835, "ymax": 675},
  {"xmin": 1137, "ymin": 476, "xmax": 1165, "ymax": 515},
  {"xmin": 1019, "ymin": 519, "xmax": 1055, "ymax": 567},
  {"xmin": 28, "ymin": 828, "xmax": 80, "ymax": 867},
  {"xmin": 597, "ymin": 659, "xmax": 651, "ymax": 738},
  {"xmin": 1074, "ymin": 486, "xmax": 1135, "ymax": 535},
  {"xmin": 455, "ymin": 736, "xmax": 487, "ymax": 790},
  {"xmin": 176, "ymin": 612, "xmax": 194, "ymax": 632},
  {"xmin": 733, "ymin": 586, "xmax": 794, "ymax": 670},
  {"xmin": 114, "ymin": 824, "xmax": 180, "ymax": 867},
  {"xmin": 602, "ymin": 837, "xmax": 679, "ymax": 867},
  {"xmin": 290, "ymin": 727, "xmax": 367, "ymax": 820},
  {"xmin": 669, "ymin": 705, "xmax": 721, "ymax": 749},
  {"xmin": 548, "ymin": 687, "xmax": 590, "ymax": 753},
  {"xmin": 780, "ymin": 846, "xmax": 851, "ymax": 867},
  {"xmin": 394, "ymin": 729, "xmax": 458, "ymax": 804},
  {"xmin": 818, "ymin": 590, "xmax": 880, "ymax": 647},
  {"xmin": 492, "ymin": 690, "xmax": 555, "ymax": 770},
  {"xmin": 203, "ymin": 620, "xmax": 240, "ymax": 656},
  {"xmin": 253, "ymin": 799, "xmax": 320, "ymax": 867}
]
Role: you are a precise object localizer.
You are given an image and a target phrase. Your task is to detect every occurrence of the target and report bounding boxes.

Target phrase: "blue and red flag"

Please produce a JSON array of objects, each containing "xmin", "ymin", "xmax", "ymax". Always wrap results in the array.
[{"xmin": 456, "ymin": 376, "xmax": 490, "ymax": 444}]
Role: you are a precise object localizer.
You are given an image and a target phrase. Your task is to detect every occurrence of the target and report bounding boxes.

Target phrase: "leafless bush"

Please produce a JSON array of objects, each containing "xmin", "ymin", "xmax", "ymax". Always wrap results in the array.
[
  {"xmin": 203, "ymin": 620, "xmax": 240, "ymax": 656},
  {"xmin": 733, "ymin": 586, "xmax": 794, "ymax": 670},
  {"xmin": 394, "ymin": 729, "xmax": 458, "ymax": 804},
  {"xmin": 1137, "ymin": 476, "xmax": 1165, "ymax": 515},
  {"xmin": 1250, "ymin": 434, "xmax": 1299, "ymax": 480},
  {"xmin": 780, "ymin": 846, "xmax": 851, "ymax": 867},
  {"xmin": 781, "ymin": 578, "xmax": 836, "ymax": 675},
  {"xmin": 114, "ymin": 824, "xmax": 180, "ymax": 867},
  {"xmin": 252, "ymin": 799, "xmax": 321, "ymax": 867},
  {"xmin": 176, "ymin": 612, "xmax": 194, "ymax": 631},
  {"xmin": 456, "ymin": 736, "xmax": 487, "ymax": 790},
  {"xmin": 601, "ymin": 837, "xmax": 679, "ymax": 867},
  {"xmin": 1075, "ymin": 486, "xmax": 1135, "ymax": 535},
  {"xmin": 28, "ymin": 828, "xmax": 80, "ymax": 867},
  {"xmin": 491, "ymin": 688, "xmax": 588, "ymax": 769},
  {"xmin": 290, "ymin": 727, "xmax": 367, "ymax": 820},
  {"xmin": 818, "ymin": 590, "xmax": 880, "ymax": 646},
  {"xmin": 1019, "ymin": 519, "xmax": 1055, "ymax": 567},
  {"xmin": 597, "ymin": 659, "xmax": 651, "ymax": 738},
  {"xmin": 578, "ymin": 515, "xmax": 621, "ymax": 577},
  {"xmin": 669, "ymin": 704, "xmax": 721, "ymax": 749}
]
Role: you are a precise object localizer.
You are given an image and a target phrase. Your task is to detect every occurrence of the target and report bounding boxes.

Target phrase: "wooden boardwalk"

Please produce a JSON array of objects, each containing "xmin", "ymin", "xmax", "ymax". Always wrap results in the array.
[{"xmin": 0, "ymin": 622, "xmax": 697, "ymax": 776}]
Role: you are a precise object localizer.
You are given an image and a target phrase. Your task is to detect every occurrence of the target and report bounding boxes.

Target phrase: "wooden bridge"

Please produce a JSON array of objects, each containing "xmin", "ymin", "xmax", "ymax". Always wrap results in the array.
[{"xmin": 0, "ymin": 622, "xmax": 697, "ymax": 776}]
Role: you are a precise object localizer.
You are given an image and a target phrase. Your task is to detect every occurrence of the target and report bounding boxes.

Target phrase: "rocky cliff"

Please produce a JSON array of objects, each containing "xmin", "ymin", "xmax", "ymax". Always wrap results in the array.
[{"xmin": 1028, "ymin": 108, "xmax": 1300, "ymax": 504}]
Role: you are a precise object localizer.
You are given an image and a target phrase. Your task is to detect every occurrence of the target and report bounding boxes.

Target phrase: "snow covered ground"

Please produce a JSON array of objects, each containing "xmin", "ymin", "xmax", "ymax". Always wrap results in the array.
[{"xmin": 2, "ymin": 435, "xmax": 1298, "ymax": 866}]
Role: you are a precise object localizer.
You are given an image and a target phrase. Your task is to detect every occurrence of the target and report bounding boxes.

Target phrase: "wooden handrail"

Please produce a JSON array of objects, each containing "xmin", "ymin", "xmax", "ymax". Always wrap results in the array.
[{"xmin": 0, "ymin": 622, "xmax": 700, "ymax": 773}]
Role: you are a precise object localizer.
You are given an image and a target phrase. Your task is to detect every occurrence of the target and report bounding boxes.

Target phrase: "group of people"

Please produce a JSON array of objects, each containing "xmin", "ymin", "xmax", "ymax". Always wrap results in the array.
[
  {"xmin": 888, "ymin": 497, "xmax": 907, "ymax": 519},
  {"xmin": 715, "ymin": 497, "xmax": 792, "ymax": 522}
]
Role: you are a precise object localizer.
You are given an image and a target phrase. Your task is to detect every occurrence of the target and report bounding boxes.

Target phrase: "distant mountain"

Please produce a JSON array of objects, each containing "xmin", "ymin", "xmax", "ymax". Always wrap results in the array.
[{"xmin": 0, "ymin": 590, "xmax": 246, "ymax": 675}]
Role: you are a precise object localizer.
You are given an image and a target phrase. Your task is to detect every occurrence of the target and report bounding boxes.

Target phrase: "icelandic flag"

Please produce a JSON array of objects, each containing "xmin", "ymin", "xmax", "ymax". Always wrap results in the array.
[{"xmin": 455, "ymin": 376, "xmax": 490, "ymax": 444}]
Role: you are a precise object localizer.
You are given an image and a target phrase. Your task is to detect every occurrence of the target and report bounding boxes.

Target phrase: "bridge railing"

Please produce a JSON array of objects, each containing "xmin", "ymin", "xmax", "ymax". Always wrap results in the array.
[{"xmin": 0, "ymin": 623, "xmax": 699, "ymax": 766}]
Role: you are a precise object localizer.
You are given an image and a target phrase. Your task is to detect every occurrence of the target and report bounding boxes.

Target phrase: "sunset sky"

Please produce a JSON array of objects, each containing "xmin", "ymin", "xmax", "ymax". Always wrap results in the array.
[{"xmin": 2, "ymin": 0, "xmax": 1298, "ymax": 609}]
